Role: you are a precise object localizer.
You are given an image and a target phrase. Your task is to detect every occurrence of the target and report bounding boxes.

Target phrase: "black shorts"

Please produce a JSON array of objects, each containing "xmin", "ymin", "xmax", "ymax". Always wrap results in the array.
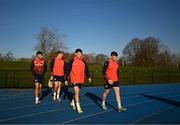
[
  {"xmin": 104, "ymin": 81, "xmax": 119, "ymax": 89},
  {"xmin": 34, "ymin": 74, "xmax": 44, "ymax": 84},
  {"xmin": 72, "ymin": 83, "xmax": 83, "ymax": 89},
  {"xmin": 53, "ymin": 75, "xmax": 64, "ymax": 83}
]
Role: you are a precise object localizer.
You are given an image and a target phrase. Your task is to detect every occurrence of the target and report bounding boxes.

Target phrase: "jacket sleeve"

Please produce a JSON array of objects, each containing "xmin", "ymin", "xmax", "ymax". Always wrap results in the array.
[
  {"xmin": 83, "ymin": 60, "xmax": 90, "ymax": 78},
  {"xmin": 64, "ymin": 61, "xmax": 68, "ymax": 81},
  {"xmin": 43, "ymin": 61, "xmax": 47, "ymax": 74},
  {"xmin": 50, "ymin": 59, "xmax": 54, "ymax": 73},
  {"xmin": 30, "ymin": 60, "xmax": 35, "ymax": 76},
  {"xmin": 117, "ymin": 67, "xmax": 119, "ymax": 77},
  {"xmin": 102, "ymin": 61, "xmax": 109, "ymax": 77},
  {"xmin": 66, "ymin": 59, "xmax": 74, "ymax": 80}
]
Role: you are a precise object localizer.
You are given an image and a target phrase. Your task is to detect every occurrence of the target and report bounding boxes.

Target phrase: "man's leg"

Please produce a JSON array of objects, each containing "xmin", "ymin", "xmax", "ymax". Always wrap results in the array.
[
  {"xmin": 102, "ymin": 88, "xmax": 110, "ymax": 110},
  {"xmin": 38, "ymin": 83, "xmax": 42, "ymax": 103},
  {"xmin": 38, "ymin": 84, "xmax": 42, "ymax": 97},
  {"xmin": 56, "ymin": 82, "xmax": 61, "ymax": 101},
  {"xmin": 53, "ymin": 81, "xmax": 58, "ymax": 101},
  {"xmin": 113, "ymin": 87, "xmax": 126, "ymax": 112},
  {"xmin": 35, "ymin": 83, "xmax": 40, "ymax": 104},
  {"xmin": 70, "ymin": 97, "xmax": 76, "ymax": 110},
  {"xmin": 74, "ymin": 86, "xmax": 82, "ymax": 113},
  {"xmin": 63, "ymin": 85, "xmax": 68, "ymax": 100}
]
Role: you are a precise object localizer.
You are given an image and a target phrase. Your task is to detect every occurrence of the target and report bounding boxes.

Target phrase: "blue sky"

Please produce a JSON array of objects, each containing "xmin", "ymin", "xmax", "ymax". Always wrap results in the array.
[{"xmin": 0, "ymin": 0, "xmax": 179, "ymax": 58}]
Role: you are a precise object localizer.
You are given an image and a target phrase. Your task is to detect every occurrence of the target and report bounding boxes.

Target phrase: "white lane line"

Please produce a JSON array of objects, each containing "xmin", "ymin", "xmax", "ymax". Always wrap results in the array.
[
  {"xmin": 131, "ymin": 106, "xmax": 173, "ymax": 124},
  {"xmin": 0, "ymin": 89, "xmax": 179, "ymax": 122},
  {"xmin": 62, "ymin": 100, "xmax": 154, "ymax": 124},
  {"xmin": 0, "ymin": 86, "xmax": 175, "ymax": 101},
  {"xmin": 0, "ymin": 89, "xmax": 87, "ymax": 103},
  {"xmin": 0, "ymin": 106, "xmax": 71, "ymax": 122},
  {"xmin": 0, "ymin": 89, "xmax": 173, "ymax": 112},
  {"xmin": 61, "ymin": 94, "xmax": 180, "ymax": 124},
  {"xmin": 0, "ymin": 87, "xmax": 177, "ymax": 112},
  {"xmin": 0, "ymin": 93, "xmax": 145, "ymax": 122},
  {"xmin": 131, "ymin": 95, "xmax": 180, "ymax": 124},
  {"xmin": 0, "ymin": 91, "xmax": 90, "ymax": 112},
  {"xmin": 0, "ymin": 88, "xmax": 86, "ymax": 101}
]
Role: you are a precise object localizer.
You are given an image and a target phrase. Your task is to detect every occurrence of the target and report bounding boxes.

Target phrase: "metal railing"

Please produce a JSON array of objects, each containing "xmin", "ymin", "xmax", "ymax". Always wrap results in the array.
[{"xmin": 0, "ymin": 70, "xmax": 180, "ymax": 88}]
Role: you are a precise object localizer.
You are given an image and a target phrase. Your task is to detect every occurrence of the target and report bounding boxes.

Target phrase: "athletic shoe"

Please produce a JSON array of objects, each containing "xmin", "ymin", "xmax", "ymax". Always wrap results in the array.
[
  {"xmin": 102, "ymin": 104, "xmax": 107, "ymax": 110},
  {"xmin": 77, "ymin": 106, "xmax": 83, "ymax": 113},
  {"xmin": 35, "ymin": 100, "xmax": 41, "ymax": 105},
  {"xmin": 70, "ymin": 103, "xmax": 76, "ymax": 110},
  {"xmin": 53, "ymin": 95, "xmax": 56, "ymax": 101},
  {"xmin": 57, "ymin": 98, "xmax": 61, "ymax": 102},
  {"xmin": 35, "ymin": 100, "xmax": 39, "ymax": 105},
  {"xmin": 118, "ymin": 107, "xmax": 127, "ymax": 112}
]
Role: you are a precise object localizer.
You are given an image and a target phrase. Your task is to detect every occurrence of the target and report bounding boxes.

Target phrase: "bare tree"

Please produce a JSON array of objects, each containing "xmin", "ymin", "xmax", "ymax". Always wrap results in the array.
[
  {"xmin": 176, "ymin": 52, "xmax": 180, "ymax": 68},
  {"xmin": 122, "ymin": 37, "xmax": 173, "ymax": 67},
  {"xmin": 171, "ymin": 52, "xmax": 180, "ymax": 68},
  {"xmin": 89, "ymin": 53, "xmax": 97, "ymax": 64},
  {"xmin": 123, "ymin": 38, "xmax": 142, "ymax": 65},
  {"xmin": 83, "ymin": 54, "xmax": 91, "ymax": 64},
  {"xmin": 118, "ymin": 56, "xmax": 126, "ymax": 67},
  {"xmin": 63, "ymin": 52, "xmax": 74, "ymax": 61},
  {"xmin": 96, "ymin": 54, "xmax": 108, "ymax": 65},
  {"xmin": 4, "ymin": 51, "xmax": 15, "ymax": 61},
  {"xmin": 138, "ymin": 37, "xmax": 160, "ymax": 66},
  {"xmin": 34, "ymin": 27, "xmax": 67, "ymax": 61},
  {"xmin": 0, "ymin": 53, "xmax": 2, "ymax": 60},
  {"xmin": 156, "ymin": 44, "xmax": 172, "ymax": 67},
  {"xmin": 83, "ymin": 53, "xmax": 96, "ymax": 64}
]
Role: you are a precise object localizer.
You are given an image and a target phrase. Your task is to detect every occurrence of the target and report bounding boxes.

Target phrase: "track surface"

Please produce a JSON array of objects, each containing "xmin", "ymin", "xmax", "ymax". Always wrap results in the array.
[{"xmin": 0, "ymin": 83, "xmax": 180, "ymax": 124}]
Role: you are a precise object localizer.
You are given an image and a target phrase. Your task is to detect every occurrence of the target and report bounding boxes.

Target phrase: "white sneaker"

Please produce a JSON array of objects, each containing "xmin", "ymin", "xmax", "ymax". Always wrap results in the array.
[
  {"xmin": 35, "ymin": 100, "xmax": 39, "ymax": 105},
  {"xmin": 102, "ymin": 104, "xmax": 107, "ymax": 110},
  {"xmin": 77, "ymin": 106, "xmax": 83, "ymax": 113},
  {"xmin": 53, "ymin": 95, "xmax": 56, "ymax": 101},
  {"xmin": 70, "ymin": 102, "xmax": 76, "ymax": 110},
  {"xmin": 57, "ymin": 98, "xmax": 61, "ymax": 102},
  {"xmin": 118, "ymin": 107, "xmax": 127, "ymax": 112},
  {"xmin": 35, "ymin": 97, "xmax": 40, "ymax": 105}
]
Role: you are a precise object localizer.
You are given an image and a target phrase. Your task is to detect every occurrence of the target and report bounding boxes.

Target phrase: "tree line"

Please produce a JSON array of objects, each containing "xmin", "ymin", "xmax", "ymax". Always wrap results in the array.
[
  {"xmin": 0, "ymin": 27, "xmax": 180, "ymax": 68},
  {"xmin": 123, "ymin": 37, "xmax": 180, "ymax": 67}
]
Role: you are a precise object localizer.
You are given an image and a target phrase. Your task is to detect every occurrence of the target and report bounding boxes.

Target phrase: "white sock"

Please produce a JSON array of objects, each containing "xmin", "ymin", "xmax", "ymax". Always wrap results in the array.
[
  {"xmin": 102, "ymin": 101, "xmax": 105, "ymax": 105},
  {"xmin": 54, "ymin": 92, "xmax": 56, "ymax": 96},
  {"xmin": 35, "ymin": 97, "xmax": 39, "ymax": 102},
  {"xmin": 76, "ymin": 102, "xmax": 80, "ymax": 108},
  {"xmin": 57, "ymin": 94, "xmax": 59, "ymax": 99},
  {"xmin": 71, "ymin": 99, "xmax": 75, "ymax": 104},
  {"xmin": 117, "ymin": 102, "xmax": 122, "ymax": 109}
]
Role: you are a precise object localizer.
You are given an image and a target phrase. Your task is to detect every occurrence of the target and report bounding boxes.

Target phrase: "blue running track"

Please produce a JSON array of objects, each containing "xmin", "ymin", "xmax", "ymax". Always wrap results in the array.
[{"xmin": 0, "ymin": 83, "xmax": 180, "ymax": 124}]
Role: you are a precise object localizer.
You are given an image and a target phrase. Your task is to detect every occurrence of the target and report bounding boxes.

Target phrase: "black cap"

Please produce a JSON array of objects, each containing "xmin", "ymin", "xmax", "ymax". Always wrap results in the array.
[
  {"xmin": 111, "ymin": 51, "xmax": 118, "ymax": 56},
  {"xmin": 75, "ymin": 48, "xmax": 83, "ymax": 53},
  {"xmin": 36, "ymin": 51, "xmax": 43, "ymax": 55}
]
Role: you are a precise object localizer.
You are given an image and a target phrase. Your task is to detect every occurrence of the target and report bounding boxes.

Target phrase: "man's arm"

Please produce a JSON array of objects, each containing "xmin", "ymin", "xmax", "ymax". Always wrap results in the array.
[
  {"xmin": 43, "ymin": 61, "xmax": 47, "ymax": 74},
  {"xmin": 66, "ymin": 59, "xmax": 74, "ymax": 81},
  {"xmin": 30, "ymin": 60, "xmax": 35, "ymax": 76},
  {"xmin": 83, "ymin": 60, "xmax": 90, "ymax": 78},
  {"xmin": 50, "ymin": 59, "xmax": 54, "ymax": 76},
  {"xmin": 64, "ymin": 61, "xmax": 68, "ymax": 81},
  {"xmin": 102, "ymin": 61, "xmax": 109, "ymax": 77}
]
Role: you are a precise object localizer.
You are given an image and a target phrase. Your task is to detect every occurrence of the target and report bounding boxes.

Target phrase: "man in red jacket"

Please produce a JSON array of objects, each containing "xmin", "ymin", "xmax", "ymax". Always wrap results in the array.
[
  {"xmin": 50, "ymin": 51, "xmax": 68, "ymax": 101},
  {"xmin": 31, "ymin": 51, "xmax": 47, "ymax": 104},
  {"xmin": 67, "ymin": 49, "xmax": 92, "ymax": 113},
  {"xmin": 102, "ymin": 51, "xmax": 126, "ymax": 112}
]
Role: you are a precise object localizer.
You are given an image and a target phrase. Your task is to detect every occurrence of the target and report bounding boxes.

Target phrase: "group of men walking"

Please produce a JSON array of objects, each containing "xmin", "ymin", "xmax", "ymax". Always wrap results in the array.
[{"xmin": 31, "ymin": 49, "xmax": 126, "ymax": 113}]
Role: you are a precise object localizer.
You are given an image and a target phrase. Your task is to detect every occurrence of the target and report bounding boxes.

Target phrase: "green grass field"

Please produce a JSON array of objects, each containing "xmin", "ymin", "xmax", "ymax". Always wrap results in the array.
[{"xmin": 0, "ymin": 61, "xmax": 180, "ymax": 88}]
